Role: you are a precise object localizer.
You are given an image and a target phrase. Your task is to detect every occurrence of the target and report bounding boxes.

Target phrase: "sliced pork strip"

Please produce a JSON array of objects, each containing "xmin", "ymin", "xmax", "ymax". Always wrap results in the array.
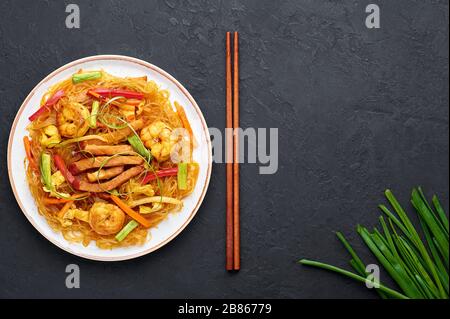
[
  {"xmin": 99, "ymin": 118, "xmax": 147, "ymax": 143},
  {"xmin": 80, "ymin": 140, "xmax": 108, "ymax": 148},
  {"xmin": 73, "ymin": 166, "xmax": 144, "ymax": 192},
  {"xmin": 84, "ymin": 144, "xmax": 134, "ymax": 156},
  {"xmin": 69, "ymin": 156, "xmax": 144, "ymax": 175},
  {"xmin": 95, "ymin": 192, "xmax": 112, "ymax": 200},
  {"xmin": 86, "ymin": 166, "xmax": 125, "ymax": 182}
]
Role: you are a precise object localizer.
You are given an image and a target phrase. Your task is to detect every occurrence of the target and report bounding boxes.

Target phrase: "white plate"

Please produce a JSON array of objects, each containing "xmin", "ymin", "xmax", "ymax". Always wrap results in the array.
[{"xmin": 8, "ymin": 55, "xmax": 212, "ymax": 261}]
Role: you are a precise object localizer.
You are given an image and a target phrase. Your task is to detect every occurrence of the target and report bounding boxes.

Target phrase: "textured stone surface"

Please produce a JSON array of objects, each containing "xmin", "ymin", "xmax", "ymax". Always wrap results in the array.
[{"xmin": 0, "ymin": 0, "xmax": 448, "ymax": 298}]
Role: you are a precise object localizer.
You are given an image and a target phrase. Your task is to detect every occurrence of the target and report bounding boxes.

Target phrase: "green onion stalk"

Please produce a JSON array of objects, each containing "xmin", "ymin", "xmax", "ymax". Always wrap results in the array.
[
  {"xmin": 300, "ymin": 187, "xmax": 449, "ymax": 299},
  {"xmin": 72, "ymin": 71, "xmax": 102, "ymax": 84}
]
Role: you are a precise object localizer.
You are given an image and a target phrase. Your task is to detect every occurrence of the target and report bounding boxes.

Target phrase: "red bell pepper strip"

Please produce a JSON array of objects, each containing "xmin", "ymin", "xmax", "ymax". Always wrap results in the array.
[
  {"xmin": 28, "ymin": 90, "xmax": 65, "ymax": 121},
  {"xmin": 90, "ymin": 88, "xmax": 144, "ymax": 100},
  {"xmin": 141, "ymin": 167, "xmax": 178, "ymax": 185},
  {"xmin": 53, "ymin": 154, "xmax": 78, "ymax": 186},
  {"xmin": 87, "ymin": 90, "xmax": 123, "ymax": 107}
]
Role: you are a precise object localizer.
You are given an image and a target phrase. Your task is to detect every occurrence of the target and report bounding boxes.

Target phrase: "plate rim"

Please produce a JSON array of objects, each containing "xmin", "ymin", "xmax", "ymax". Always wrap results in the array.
[{"xmin": 7, "ymin": 54, "xmax": 212, "ymax": 262}]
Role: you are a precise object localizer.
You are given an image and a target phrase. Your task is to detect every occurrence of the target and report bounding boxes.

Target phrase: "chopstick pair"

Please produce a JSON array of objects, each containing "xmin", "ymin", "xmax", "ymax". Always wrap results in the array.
[{"xmin": 226, "ymin": 32, "xmax": 240, "ymax": 271}]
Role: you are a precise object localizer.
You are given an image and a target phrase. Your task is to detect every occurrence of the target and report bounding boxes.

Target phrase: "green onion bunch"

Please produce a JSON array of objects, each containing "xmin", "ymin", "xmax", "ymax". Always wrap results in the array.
[{"xmin": 300, "ymin": 187, "xmax": 449, "ymax": 299}]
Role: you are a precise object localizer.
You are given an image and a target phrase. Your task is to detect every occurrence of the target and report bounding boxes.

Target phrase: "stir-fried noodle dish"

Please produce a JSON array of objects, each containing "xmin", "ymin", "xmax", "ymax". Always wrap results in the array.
[{"xmin": 23, "ymin": 70, "xmax": 198, "ymax": 249}]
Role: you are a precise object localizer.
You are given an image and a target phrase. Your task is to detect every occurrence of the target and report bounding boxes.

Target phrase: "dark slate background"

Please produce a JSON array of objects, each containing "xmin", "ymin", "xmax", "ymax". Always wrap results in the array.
[{"xmin": 0, "ymin": 0, "xmax": 448, "ymax": 299}]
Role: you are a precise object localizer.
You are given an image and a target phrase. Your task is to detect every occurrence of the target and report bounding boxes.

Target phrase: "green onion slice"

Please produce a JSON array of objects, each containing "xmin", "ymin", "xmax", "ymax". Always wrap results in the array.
[
  {"xmin": 72, "ymin": 71, "xmax": 102, "ymax": 84},
  {"xmin": 128, "ymin": 134, "xmax": 152, "ymax": 162},
  {"xmin": 40, "ymin": 152, "xmax": 53, "ymax": 191},
  {"xmin": 177, "ymin": 163, "xmax": 188, "ymax": 190},
  {"xmin": 115, "ymin": 220, "xmax": 139, "ymax": 242},
  {"xmin": 89, "ymin": 100, "xmax": 99, "ymax": 128}
]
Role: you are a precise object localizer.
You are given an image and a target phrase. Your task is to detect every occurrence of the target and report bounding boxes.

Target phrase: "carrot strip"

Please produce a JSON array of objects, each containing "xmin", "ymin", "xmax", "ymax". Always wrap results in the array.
[
  {"xmin": 174, "ymin": 102, "xmax": 192, "ymax": 135},
  {"xmin": 174, "ymin": 101, "xmax": 195, "ymax": 162},
  {"xmin": 23, "ymin": 136, "xmax": 38, "ymax": 172},
  {"xmin": 43, "ymin": 198, "xmax": 66, "ymax": 205},
  {"xmin": 110, "ymin": 195, "xmax": 151, "ymax": 228},
  {"xmin": 175, "ymin": 102, "xmax": 194, "ymax": 143},
  {"xmin": 57, "ymin": 201, "xmax": 74, "ymax": 218}
]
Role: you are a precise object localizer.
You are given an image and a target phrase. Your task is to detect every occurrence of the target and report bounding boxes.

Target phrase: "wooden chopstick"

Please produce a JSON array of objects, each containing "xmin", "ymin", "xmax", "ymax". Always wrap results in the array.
[
  {"xmin": 232, "ymin": 32, "xmax": 240, "ymax": 271},
  {"xmin": 225, "ymin": 31, "xmax": 234, "ymax": 271},
  {"xmin": 225, "ymin": 32, "xmax": 241, "ymax": 271}
]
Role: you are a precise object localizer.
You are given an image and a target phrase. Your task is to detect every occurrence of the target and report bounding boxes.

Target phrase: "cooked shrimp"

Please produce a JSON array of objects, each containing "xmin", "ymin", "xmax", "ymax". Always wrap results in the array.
[
  {"xmin": 140, "ymin": 121, "xmax": 178, "ymax": 162},
  {"xmin": 57, "ymin": 102, "xmax": 90, "ymax": 138},
  {"xmin": 89, "ymin": 202, "xmax": 125, "ymax": 235}
]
